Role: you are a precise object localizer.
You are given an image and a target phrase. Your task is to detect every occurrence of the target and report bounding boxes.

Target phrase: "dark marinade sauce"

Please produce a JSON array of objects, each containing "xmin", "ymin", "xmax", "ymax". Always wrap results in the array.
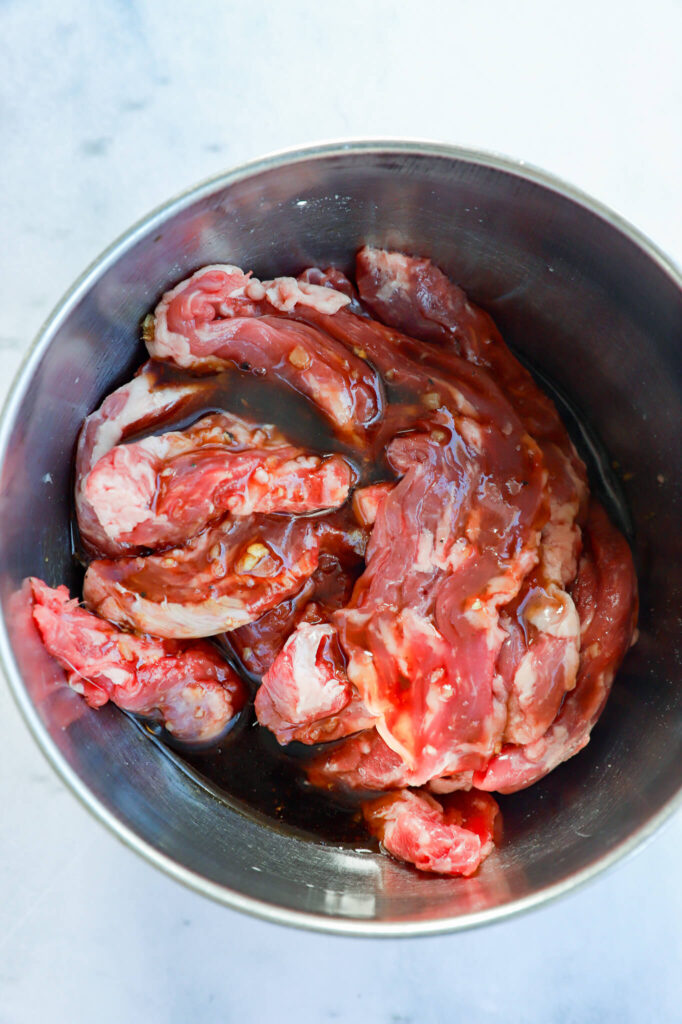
[{"xmin": 73, "ymin": 352, "xmax": 632, "ymax": 849}]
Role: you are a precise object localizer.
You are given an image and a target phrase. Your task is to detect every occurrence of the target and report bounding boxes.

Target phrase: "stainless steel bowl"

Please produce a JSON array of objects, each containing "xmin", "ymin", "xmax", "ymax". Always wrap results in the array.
[{"xmin": 1, "ymin": 142, "xmax": 680, "ymax": 936}]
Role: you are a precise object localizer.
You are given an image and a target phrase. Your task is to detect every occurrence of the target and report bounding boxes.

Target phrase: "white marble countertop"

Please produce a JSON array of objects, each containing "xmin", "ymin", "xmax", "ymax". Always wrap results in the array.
[{"xmin": 1, "ymin": 2, "xmax": 680, "ymax": 1021}]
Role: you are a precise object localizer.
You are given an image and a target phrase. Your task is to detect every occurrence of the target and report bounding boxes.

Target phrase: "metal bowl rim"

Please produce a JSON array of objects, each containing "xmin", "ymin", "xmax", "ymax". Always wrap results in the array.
[{"xmin": 1, "ymin": 138, "xmax": 680, "ymax": 937}]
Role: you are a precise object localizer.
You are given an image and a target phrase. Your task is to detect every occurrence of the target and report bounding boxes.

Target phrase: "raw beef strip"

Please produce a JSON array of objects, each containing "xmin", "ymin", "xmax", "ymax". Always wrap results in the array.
[
  {"xmin": 307, "ymin": 508, "xmax": 634, "ymax": 798},
  {"xmin": 145, "ymin": 265, "xmax": 384, "ymax": 439},
  {"xmin": 495, "ymin": 465, "xmax": 584, "ymax": 747},
  {"xmin": 75, "ymin": 361, "xmax": 205, "ymax": 556},
  {"xmin": 305, "ymin": 724, "xmax": 474, "ymax": 794},
  {"xmin": 474, "ymin": 501, "xmax": 638, "ymax": 793},
  {"xmin": 81, "ymin": 411, "xmax": 353, "ymax": 556},
  {"xmin": 351, "ymin": 247, "xmax": 589, "ymax": 747},
  {"xmin": 255, "ymin": 623, "xmax": 347, "ymax": 742},
  {"xmin": 362, "ymin": 789, "xmax": 499, "ymax": 876},
  {"xmin": 30, "ymin": 578, "xmax": 245, "ymax": 743},
  {"xmin": 355, "ymin": 247, "xmax": 481, "ymax": 350},
  {"xmin": 354, "ymin": 248, "xmax": 588, "ymax": 583},
  {"xmin": 83, "ymin": 515, "xmax": 321, "ymax": 639},
  {"xmin": 287, "ymin": 274, "xmax": 544, "ymax": 455},
  {"xmin": 356, "ymin": 247, "xmax": 581, "ymax": 469},
  {"xmin": 281, "ymin": 273, "xmax": 562, "ymax": 779},
  {"xmin": 254, "ymin": 621, "xmax": 374, "ymax": 745},
  {"xmin": 251, "ymin": 519, "xmax": 374, "ymax": 743},
  {"xmin": 336, "ymin": 408, "xmax": 546, "ymax": 785},
  {"xmin": 290, "ymin": 690, "xmax": 375, "ymax": 745}
]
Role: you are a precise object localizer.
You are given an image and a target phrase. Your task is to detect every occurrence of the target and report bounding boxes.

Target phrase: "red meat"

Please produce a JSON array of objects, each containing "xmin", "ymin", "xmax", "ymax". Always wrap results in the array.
[
  {"xmin": 363, "ymin": 788, "xmax": 499, "ymax": 876},
  {"xmin": 83, "ymin": 515, "xmax": 321, "ymax": 639},
  {"xmin": 30, "ymin": 578, "xmax": 245, "ymax": 743},
  {"xmin": 254, "ymin": 620, "xmax": 375, "ymax": 745},
  {"xmin": 351, "ymin": 482, "xmax": 395, "ymax": 527},
  {"xmin": 146, "ymin": 265, "xmax": 384, "ymax": 439},
  {"xmin": 81, "ymin": 411, "xmax": 352, "ymax": 556},
  {"xmin": 340, "ymin": 248, "xmax": 589, "ymax": 750},
  {"xmin": 229, "ymin": 545, "xmax": 363, "ymax": 678},
  {"xmin": 474, "ymin": 501, "xmax": 638, "ymax": 792},
  {"xmin": 75, "ymin": 361, "xmax": 205, "ymax": 556},
  {"xmin": 336, "ymin": 409, "xmax": 545, "ymax": 784},
  {"xmin": 254, "ymin": 622, "xmax": 374, "ymax": 745},
  {"xmin": 307, "ymin": 729, "xmax": 417, "ymax": 791}
]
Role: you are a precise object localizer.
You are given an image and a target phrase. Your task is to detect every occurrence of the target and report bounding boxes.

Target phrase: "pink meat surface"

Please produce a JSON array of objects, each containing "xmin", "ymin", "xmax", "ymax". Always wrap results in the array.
[
  {"xmin": 82, "ymin": 411, "xmax": 353, "ymax": 556},
  {"xmin": 30, "ymin": 578, "xmax": 246, "ymax": 742},
  {"xmin": 305, "ymin": 502, "xmax": 635, "ymax": 798},
  {"xmin": 146, "ymin": 265, "xmax": 384, "ymax": 439},
  {"xmin": 296, "ymin": 292, "xmax": 528, "ymax": 441},
  {"xmin": 255, "ymin": 621, "xmax": 374, "ymax": 745},
  {"xmin": 293, "ymin": 252, "xmax": 635, "ymax": 820},
  {"xmin": 272, "ymin": 271, "xmax": 563, "ymax": 784},
  {"xmin": 498, "ymin": 581, "xmax": 581, "ymax": 746},
  {"xmin": 227, "ymin": 570, "xmax": 324, "ymax": 680},
  {"xmin": 75, "ymin": 361, "xmax": 205, "ymax": 556},
  {"xmin": 256, "ymin": 623, "xmax": 349, "ymax": 738},
  {"xmin": 335, "ymin": 409, "xmax": 545, "ymax": 785},
  {"xmin": 354, "ymin": 247, "xmax": 589, "ymax": 745},
  {"xmin": 356, "ymin": 246, "xmax": 584, "ymax": 474},
  {"xmin": 83, "ymin": 515, "xmax": 321, "ymax": 638},
  {"xmin": 474, "ymin": 501, "xmax": 638, "ymax": 793},
  {"xmin": 363, "ymin": 789, "xmax": 499, "ymax": 877}
]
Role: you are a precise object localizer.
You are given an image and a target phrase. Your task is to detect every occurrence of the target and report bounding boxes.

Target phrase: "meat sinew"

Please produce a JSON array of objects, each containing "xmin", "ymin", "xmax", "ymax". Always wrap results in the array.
[{"xmin": 30, "ymin": 249, "xmax": 638, "ymax": 878}]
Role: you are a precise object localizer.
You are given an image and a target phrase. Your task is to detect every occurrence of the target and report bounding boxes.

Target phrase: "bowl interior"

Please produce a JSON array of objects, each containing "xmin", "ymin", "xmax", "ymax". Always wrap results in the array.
[{"xmin": 1, "ymin": 145, "xmax": 681, "ymax": 934}]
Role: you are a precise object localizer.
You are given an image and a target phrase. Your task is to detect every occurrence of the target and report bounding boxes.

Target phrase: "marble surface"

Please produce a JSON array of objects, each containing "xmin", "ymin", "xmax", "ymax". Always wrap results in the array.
[{"xmin": 1, "ymin": 2, "xmax": 681, "ymax": 1021}]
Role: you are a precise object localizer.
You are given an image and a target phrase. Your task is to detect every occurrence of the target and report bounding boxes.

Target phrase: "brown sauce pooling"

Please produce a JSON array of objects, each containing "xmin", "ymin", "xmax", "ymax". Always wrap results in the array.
[
  {"xmin": 132, "ymin": 361, "xmax": 393, "ymax": 486},
  {"xmin": 141, "ymin": 710, "xmax": 373, "ymax": 846}
]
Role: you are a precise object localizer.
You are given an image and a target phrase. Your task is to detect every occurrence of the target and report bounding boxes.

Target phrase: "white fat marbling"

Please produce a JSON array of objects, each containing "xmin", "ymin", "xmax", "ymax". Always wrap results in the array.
[{"xmin": 0, "ymin": 1, "xmax": 680, "ymax": 1022}]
